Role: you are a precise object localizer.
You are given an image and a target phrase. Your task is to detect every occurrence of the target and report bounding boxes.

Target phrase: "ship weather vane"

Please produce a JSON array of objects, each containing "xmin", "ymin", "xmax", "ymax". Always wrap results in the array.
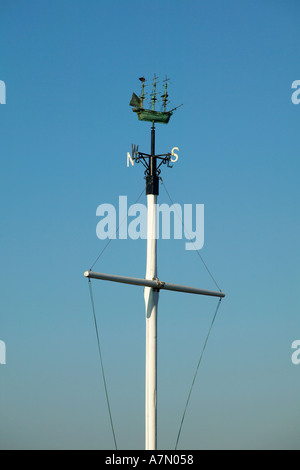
[{"xmin": 127, "ymin": 75, "xmax": 182, "ymax": 193}]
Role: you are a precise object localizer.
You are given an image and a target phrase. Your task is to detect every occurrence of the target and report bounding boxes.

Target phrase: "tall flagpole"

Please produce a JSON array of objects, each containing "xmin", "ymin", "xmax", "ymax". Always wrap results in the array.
[
  {"xmin": 144, "ymin": 123, "xmax": 159, "ymax": 450},
  {"xmin": 144, "ymin": 193, "xmax": 158, "ymax": 450}
]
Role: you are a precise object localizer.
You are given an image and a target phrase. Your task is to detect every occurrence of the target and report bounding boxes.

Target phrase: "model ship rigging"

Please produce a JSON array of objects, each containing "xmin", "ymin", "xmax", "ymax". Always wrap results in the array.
[{"xmin": 129, "ymin": 75, "xmax": 183, "ymax": 124}]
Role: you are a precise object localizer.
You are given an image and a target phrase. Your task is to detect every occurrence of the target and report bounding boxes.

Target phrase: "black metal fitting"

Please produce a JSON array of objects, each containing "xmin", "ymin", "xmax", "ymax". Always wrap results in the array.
[{"xmin": 146, "ymin": 175, "xmax": 159, "ymax": 195}]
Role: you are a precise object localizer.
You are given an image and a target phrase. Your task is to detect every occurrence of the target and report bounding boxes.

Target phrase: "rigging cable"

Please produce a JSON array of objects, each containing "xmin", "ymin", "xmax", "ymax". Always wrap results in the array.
[
  {"xmin": 160, "ymin": 178, "xmax": 222, "ymax": 292},
  {"xmin": 175, "ymin": 297, "xmax": 223, "ymax": 450},
  {"xmin": 88, "ymin": 278, "xmax": 118, "ymax": 450},
  {"xmin": 158, "ymin": 178, "xmax": 224, "ymax": 449},
  {"xmin": 90, "ymin": 187, "xmax": 145, "ymax": 270},
  {"xmin": 86, "ymin": 186, "xmax": 144, "ymax": 449}
]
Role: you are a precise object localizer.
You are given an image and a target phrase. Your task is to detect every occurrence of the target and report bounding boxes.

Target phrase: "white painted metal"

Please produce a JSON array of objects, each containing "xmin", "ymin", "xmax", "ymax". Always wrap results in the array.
[
  {"xmin": 144, "ymin": 194, "xmax": 158, "ymax": 450},
  {"xmin": 84, "ymin": 271, "xmax": 225, "ymax": 298}
]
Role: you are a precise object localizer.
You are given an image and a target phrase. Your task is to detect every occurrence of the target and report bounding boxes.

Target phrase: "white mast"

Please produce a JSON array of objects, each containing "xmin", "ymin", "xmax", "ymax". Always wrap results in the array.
[{"xmin": 144, "ymin": 192, "xmax": 158, "ymax": 450}]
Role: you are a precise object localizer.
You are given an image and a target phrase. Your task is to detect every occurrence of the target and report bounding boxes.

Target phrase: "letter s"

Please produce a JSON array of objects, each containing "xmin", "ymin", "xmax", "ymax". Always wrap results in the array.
[
  {"xmin": 291, "ymin": 80, "xmax": 300, "ymax": 105},
  {"xmin": 171, "ymin": 147, "xmax": 179, "ymax": 163}
]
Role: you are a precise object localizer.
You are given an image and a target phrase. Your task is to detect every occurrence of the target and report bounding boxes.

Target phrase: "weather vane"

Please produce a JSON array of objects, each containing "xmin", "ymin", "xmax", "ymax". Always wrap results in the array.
[{"xmin": 128, "ymin": 75, "xmax": 183, "ymax": 195}]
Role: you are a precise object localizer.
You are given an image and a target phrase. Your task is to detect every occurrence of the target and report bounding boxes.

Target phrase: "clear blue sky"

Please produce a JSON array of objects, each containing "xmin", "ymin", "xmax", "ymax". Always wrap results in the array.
[{"xmin": 1, "ymin": 0, "xmax": 299, "ymax": 450}]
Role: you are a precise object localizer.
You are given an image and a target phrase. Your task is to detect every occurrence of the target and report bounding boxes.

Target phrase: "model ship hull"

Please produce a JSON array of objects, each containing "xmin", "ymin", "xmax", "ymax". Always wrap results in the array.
[{"xmin": 133, "ymin": 108, "xmax": 172, "ymax": 124}]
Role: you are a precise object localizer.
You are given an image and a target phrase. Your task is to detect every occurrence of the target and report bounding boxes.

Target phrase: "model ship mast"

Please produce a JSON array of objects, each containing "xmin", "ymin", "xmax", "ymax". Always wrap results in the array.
[{"xmin": 161, "ymin": 76, "xmax": 169, "ymax": 112}]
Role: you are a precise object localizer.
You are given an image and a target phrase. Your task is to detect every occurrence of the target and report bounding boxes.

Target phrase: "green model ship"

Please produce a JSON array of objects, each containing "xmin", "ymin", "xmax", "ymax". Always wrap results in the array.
[{"xmin": 130, "ymin": 75, "xmax": 182, "ymax": 125}]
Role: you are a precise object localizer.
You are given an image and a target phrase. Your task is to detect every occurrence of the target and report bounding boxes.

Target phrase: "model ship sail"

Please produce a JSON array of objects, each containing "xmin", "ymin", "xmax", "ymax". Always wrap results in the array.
[{"xmin": 129, "ymin": 75, "xmax": 183, "ymax": 124}]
